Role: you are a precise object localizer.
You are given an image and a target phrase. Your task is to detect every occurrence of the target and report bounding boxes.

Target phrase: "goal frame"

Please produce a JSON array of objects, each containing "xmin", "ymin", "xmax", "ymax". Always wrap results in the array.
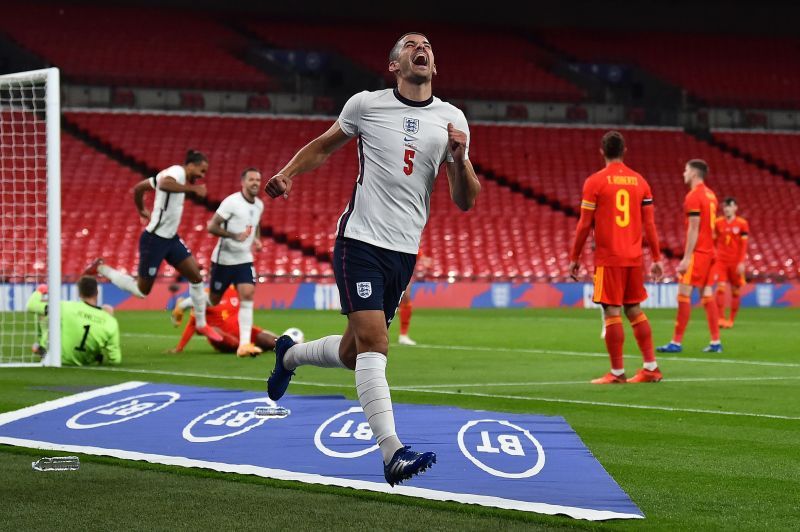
[{"xmin": 0, "ymin": 67, "xmax": 61, "ymax": 367}]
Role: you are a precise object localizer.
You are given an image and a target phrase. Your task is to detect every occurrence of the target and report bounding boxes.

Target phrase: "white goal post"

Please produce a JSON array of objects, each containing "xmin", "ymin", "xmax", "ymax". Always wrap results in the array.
[{"xmin": 0, "ymin": 67, "xmax": 61, "ymax": 367}]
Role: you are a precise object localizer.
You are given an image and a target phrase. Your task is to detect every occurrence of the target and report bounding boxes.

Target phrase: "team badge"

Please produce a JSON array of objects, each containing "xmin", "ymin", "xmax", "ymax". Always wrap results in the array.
[
  {"xmin": 403, "ymin": 117, "xmax": 420, "ymax": 135},
  {"xmin": 356, "ymin": 282, "xmax": 372, "ymax": 299},
  {"xmin": 148, "ymin": 267, "xmax": 157, "ymax": 276}
]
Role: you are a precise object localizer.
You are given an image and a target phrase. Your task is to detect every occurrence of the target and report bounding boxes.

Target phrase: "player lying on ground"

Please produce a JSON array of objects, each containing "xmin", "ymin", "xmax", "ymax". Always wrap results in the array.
[
  {"xmin": 85, "ymin": 150, "xmax": 222, "ymax": 343},
  {"xmin": 569, "ymin": 131, "xmax": 664, "ymax": 384},
  {"xmin": 26, "ymin": 277, "xmax": 121, "ymax": 366},
  {"xmin": 206, "ymin": 167, "xmax": 265, "ymax": 357},
  {"xmin": 264, "ymin": 32, "xmax": 480, "ymax": 486},
  {"xmin": 167, "ymin": 286, "xmax": 303, "ymax": 356},
  {"xmin": 714, "ymin": 197, "xmax": 749, "ymax": 328},
  {"xmin": 657, "ymin": 160, "xmax": 723, "ymax": 353}
]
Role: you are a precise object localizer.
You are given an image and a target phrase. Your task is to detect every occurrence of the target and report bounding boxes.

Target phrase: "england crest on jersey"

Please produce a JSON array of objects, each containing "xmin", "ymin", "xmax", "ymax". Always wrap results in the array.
[
  {"xmin": 403, "ymin": 117, "xmax": 420, "ymax": 135},
  {"xmin": 356, "ymin": 282, "xmax": 372, "ymax": 299}
]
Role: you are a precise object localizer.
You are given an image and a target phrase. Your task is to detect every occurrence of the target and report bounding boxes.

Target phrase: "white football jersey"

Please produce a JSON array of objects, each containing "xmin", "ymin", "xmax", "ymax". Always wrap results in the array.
[
  {"xmin": 146, "ymin": 164, "xmax": 187, "ymax": 239},
  {"xmin": 336, "ymin": 88, "xmax": 470, "ymax": 254},
  {"xmin": 211, "ymin": 192, "xmax": 264, "ymax": 265}
]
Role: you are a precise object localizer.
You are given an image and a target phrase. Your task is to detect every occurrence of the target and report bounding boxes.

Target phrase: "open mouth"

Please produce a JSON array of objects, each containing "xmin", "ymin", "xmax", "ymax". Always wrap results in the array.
[{"xmin": 412, "ymin": 52, "xmax": 428, "ymax": 67}]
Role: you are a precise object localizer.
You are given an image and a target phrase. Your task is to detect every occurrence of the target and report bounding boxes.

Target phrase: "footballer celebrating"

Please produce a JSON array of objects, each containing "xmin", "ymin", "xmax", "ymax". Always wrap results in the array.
[
  {"xmin": 86, "ymin": 150, "xmax": 222, "ymax": 343},
  {"xmin": 206, "ymin": 167, "xmax": 265, "ymax": 357},
  {"xmin": 264, "ymin": 32, "xmax": 480, "ymax": 486}
]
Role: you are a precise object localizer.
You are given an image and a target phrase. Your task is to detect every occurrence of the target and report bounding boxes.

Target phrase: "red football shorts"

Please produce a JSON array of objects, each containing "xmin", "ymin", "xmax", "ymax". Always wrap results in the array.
[
  {"xmin": 680, "ymin": 252, "xmax": 715, "ymax": 288},
  {"xmin": 715, "ymin": 261, "xmax": 745, "ymax": 288},
  {"xmin": 593, "ymin": 265, "xmax": 648, "ymax": 306}
]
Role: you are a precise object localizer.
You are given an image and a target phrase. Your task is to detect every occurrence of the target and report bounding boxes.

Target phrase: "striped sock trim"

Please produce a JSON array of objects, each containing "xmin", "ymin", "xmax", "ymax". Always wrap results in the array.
[{"xmin": 629, "ymin": 313, "xmax": 648, "ymax": 326}]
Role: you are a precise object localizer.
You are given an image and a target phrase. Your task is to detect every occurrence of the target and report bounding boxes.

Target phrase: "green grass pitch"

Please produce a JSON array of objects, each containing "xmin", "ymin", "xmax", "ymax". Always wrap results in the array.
[{"xmin": 2, "ymin": 307, "xmax": 799, "ymax": 530}]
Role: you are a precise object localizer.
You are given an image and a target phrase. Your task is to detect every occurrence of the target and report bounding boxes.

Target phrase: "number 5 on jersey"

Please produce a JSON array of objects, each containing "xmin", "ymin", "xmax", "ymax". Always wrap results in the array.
[{"xmin": 403, "ymin": 149, "xmax": 415, "ymax": 175}]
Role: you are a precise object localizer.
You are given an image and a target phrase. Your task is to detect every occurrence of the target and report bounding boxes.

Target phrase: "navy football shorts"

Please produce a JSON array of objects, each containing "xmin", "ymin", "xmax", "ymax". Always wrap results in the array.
[
  {"xmin": 210, "ymin": 262, "xmax": 256, "ymax": 295},
  {"xmin": 138, "ymin": 231, "xmax": 192, "ymax": 279},
  {"xmin": 333, "ymin": 237, "xmax": 416, "ymax": 326}
]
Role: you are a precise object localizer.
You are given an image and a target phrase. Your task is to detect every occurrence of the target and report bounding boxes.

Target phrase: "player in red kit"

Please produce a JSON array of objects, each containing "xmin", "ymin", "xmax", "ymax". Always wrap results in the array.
[
  {"xmin": 714, "ymin": 197, "xmax": 749, "ymax": 328},
  {"xmin": 569, "ymin": 131, "xmax": 664, "ymax": 384},
  {"xmin": 658, "ymin": 159, "xmax": 722, "ymax": 353},
  {"xmin": 168, "ymin": 286, "xmax": 278, "ymax": 355}
]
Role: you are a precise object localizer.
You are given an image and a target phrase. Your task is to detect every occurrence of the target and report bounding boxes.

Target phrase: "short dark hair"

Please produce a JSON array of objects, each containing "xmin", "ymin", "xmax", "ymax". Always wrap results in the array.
[
  {"xmin": 601, "ymin": 131, "xmax": 625, "ymax": 159},
  {"xmin": 185, "ymin": 149, "xmax": 208, "ymax": 165},
  {"xmin": 723, "ymin": 196, "xmax": 737, "ymax": 206},
  {"xmin": 77, "ymin": 276, "xmax": 98, "ymax": 299},
  {"xmin": 687, "ymin": 159, "xmax": 709, "ymax": 178},
  {"xmin": 240, "ymin": 167, "xmax": 261, "ymax": 179},
  {"xmin": 389, "ymin": 32, "xmax": 429, "ymax": 62}
]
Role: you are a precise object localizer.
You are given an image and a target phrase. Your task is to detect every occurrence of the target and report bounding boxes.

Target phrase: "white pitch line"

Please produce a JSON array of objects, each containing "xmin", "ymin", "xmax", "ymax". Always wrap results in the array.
[
  {"xmin": 413, "ymin": 343, "xmax": 800, "ymax": 368},
  {"xmin": 64, "ymin": 366, "xmax": 800, "ymax": 421},
  {"xmin": 395, "ymin": 387, "xmax": 800, "ymax": 421},
  {"xmin": 395, "ymin": 375, "xmax": 800, "ymax": 389},
  {"xmin": 119, "ymin": 333, "xmax": 800, "ymax": 369}
]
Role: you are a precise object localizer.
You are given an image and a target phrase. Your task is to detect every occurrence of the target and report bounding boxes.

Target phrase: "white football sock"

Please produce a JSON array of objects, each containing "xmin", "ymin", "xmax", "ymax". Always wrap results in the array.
[
  {"xmin": 98, "ymin": 264, "xmax": 144, "ymax": 298},
  {"xmin": 643, "ymin": 361, "xmax": 658, "ymax": 371},
  {"xmin": 189, "ymin": 282, "xmax": 208, "ymax": 328},
  {"xmin": 611, "ymin": 368, "xmax": 625, "ymax": 376},
  {"xmin": 283, "ymin": 335, "xmax": 345, "ymax": 371},
  {"xmin": 355, "ymin": 352, "xmax": 403, "ymax": 464},
  {"xmin": 179, "ymin": 296, "xmax": 194, "ymax": 310},
  {"xmin": 238, "ymin": 300, "xmax": 254, "ymax": 347}
]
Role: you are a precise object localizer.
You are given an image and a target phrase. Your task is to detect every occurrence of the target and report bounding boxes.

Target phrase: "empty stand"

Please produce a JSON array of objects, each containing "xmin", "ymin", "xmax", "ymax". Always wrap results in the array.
[
  {"xmin": 0, "ymin": 4, "xmax": 274, "ymax": 92},
  {"xmin": 65, "ymin": 111, "xmax": 586, "ymax": 281},
  {"xmin": 541, "ymin": 30, "xmax": 800, "ymax": 109},
  {"xmin": 714, "ymin": 130, "xmax": 800, "ymax": 179},
  {"xmin": 471, "ymin": 124, "xmax": 800, "ymax": 280},
  {"xmin": 63, "ymin": 111, "xmax": 798, "ymax": 280},
  {"xmin": 244, "ymin": 21, "xmax": 584, "ymax": 103}
]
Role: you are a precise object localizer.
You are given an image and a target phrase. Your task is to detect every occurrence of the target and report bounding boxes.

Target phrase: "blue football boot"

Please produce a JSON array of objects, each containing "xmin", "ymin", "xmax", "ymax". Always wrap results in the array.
[
  {"xmin": 384, "ymin": 446, "xmax": 436, "ymax": 487},
  {"xmin": 267, "ymin": 335, "xmax": 296, "ymax": 401},
  {"xmin": 656, "ymin": 342, "xmax": 683, "ymax": 353}
]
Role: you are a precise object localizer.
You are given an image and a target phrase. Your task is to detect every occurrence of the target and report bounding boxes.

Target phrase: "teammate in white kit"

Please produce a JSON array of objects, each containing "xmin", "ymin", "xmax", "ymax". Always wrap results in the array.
[
  {"xmin": 86, "ymin": 150, "xmax": 222, "ymax": 342},
  {"xmin": 264, "ymin": 32, "xmax": 481, "ymax": 486},
  {"xmin": 207, "ymin": 167, "xmax": 265, "ymax": 357}
]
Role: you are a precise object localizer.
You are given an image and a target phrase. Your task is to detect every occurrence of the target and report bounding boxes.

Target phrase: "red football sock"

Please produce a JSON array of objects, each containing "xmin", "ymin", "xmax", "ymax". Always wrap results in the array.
[
  {"xmin": 399, "ymin": 300, "xmax": 412, "ymax": 335},
  {"xmin": 604, "ymin": 317, "xmax": 625, "ymax": 371},
  {"xmin": 702, "ymin": 295, "xmax": 720, "ymax": 342},
  {"xmin": 630, "ymin": 313, "xmax": 655, "ymax": 363},
  {"xmin": 673, "ymin": 294, "xmax": 692, "ymax": 343},
  {"xmin": 716, "ymin": 287, "xmax": 728, "ymax": 320},
  {"xmin": 730, "ymin": 288, "xmax": 741, "ymax": 323}
]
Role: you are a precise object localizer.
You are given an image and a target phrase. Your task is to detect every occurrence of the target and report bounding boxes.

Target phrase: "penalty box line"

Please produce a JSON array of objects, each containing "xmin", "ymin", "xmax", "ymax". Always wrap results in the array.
[{"xmin": 66, "ymin": 366, "xmax": 800, "ymax": 421}]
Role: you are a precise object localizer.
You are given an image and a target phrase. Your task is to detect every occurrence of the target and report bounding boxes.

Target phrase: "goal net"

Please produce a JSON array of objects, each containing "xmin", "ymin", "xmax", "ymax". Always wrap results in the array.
[{"xmin": 0, "ymin": 68, "xmax": 61, "ymax": 367}]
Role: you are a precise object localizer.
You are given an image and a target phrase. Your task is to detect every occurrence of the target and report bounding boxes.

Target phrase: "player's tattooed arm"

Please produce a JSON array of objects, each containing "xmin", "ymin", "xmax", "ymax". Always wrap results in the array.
[
  {"xmin": 265, "ymin": 121, "xmax": 352, "ymax": 199},
  {"xmin": 158, "ymin": 175, "xmax": 207, "ymax": 198},
  {"xmin": 445, "ymin": 123, "xmax": 480, "ymax": 211},
  {"xmin": 207, "ymin": 213, "xmax": 248, "ymax": 242},
  {"xmin": 132, "ymin": 178, "xmax": 153, "ymax": 221}
]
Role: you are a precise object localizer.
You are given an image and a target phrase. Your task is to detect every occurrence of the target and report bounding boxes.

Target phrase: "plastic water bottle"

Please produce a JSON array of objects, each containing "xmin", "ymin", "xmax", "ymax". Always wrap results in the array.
[
  {"xmin": 32, "ymin": 456, "xmax": 80, "ymax": 471},
  {"xmin": 253, "ymin": 406, "xmax": 290, "ymax": 418}
]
